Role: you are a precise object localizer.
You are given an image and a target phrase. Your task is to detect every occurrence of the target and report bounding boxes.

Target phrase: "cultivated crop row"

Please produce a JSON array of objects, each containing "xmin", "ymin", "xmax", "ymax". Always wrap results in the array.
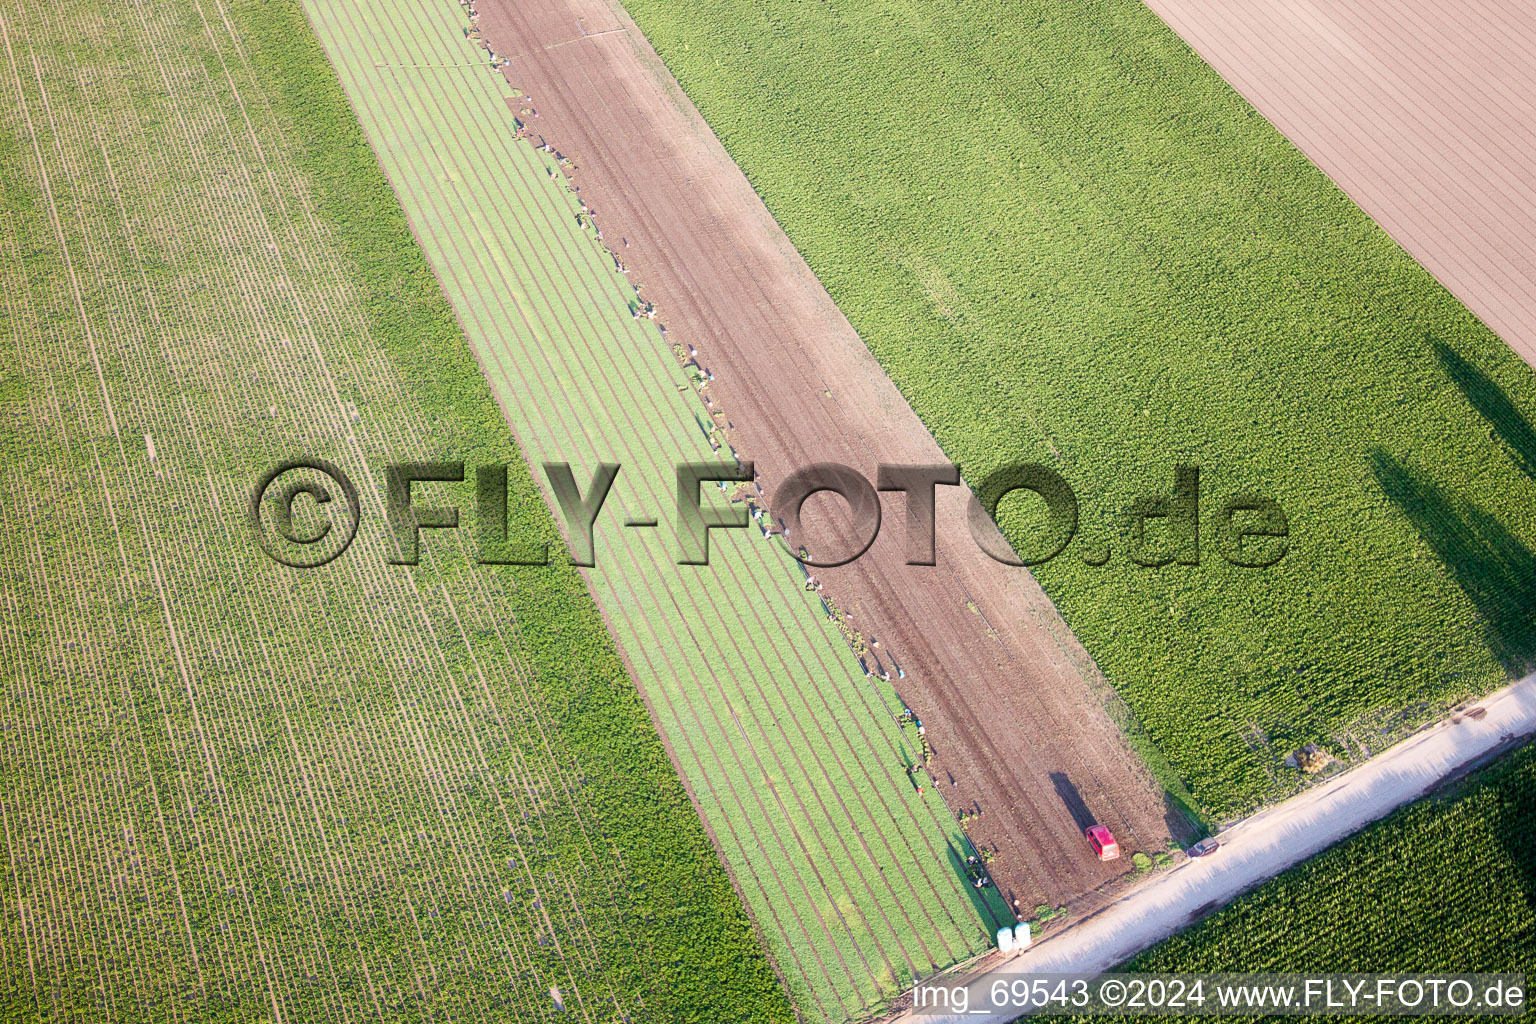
[
  {"xmin": 0, "ymin": 0, "xmax": 782, "ymax": 1020},
  {"xmin": 294, "ymin": 0, "xmax": 1004, "ymax": 1017}
]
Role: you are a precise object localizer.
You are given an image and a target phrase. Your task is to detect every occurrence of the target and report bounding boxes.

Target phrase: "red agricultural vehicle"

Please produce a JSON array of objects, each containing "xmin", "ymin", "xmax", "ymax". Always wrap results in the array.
[{"xmin": 1086, "ymin": 825, "xmax": 1119, "ymax": 861}]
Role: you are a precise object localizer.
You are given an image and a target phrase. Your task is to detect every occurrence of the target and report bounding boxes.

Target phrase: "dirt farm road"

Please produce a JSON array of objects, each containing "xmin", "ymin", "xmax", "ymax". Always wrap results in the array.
[
  {"xmin": 476, "ymin": 0, "xmax": 1190, "ymax": 920},
  {"xmin": 892, "ymin": 671, "xmax": 1536, "ymax": 1023}
]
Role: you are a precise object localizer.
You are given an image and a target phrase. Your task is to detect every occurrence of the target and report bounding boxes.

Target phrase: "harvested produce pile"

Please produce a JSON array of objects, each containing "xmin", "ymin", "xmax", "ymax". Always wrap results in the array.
[
  {"xmin": 0, "ymin": 1, "xmax": 785, "ymax": 1020},
  {"xmin": 621, "ymin": 0, "xmax": 1536, "ymax": 815}
]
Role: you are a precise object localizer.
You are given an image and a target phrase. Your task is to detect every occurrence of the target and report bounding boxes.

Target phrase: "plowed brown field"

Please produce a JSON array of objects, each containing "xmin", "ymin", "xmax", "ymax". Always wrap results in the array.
[
  {"xmin": 1145, "ymin": 0, "xmax": 1536, "ymax": 369},
  {"xmin": 475, "ymin": 0, "xmax": 1196, "ymax": 920}
]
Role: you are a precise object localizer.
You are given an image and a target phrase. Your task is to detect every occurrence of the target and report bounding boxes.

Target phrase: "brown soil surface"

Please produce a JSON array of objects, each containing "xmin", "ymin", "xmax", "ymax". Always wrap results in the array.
[
  {"xmin": 1144, "ymin": 0, "xmax": 1536, "ymax": 369},
  {"xmin": 475, "ymin": 0, "xmax": 1194, "ymax": 920}
]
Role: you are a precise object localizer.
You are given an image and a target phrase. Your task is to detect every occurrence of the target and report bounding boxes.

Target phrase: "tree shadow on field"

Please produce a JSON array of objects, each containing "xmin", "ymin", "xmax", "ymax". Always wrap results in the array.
[
  {"xmin": 1368, "ymin": 450, "xmax": 1536, "ymax": 676},
  {"xmin": 945, "ymin": 839, "xmax": 1009, "ymax": 933},
  {"xmin": 1433, "ymin": 341, "xmax": 1536, "ymax": 479}
]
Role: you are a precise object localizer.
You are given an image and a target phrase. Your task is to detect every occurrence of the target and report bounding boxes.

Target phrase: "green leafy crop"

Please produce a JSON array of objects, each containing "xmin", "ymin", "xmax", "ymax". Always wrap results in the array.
[{"xmin": 621, "ymin": 0, "xmax": 1536, "ymax": 816}]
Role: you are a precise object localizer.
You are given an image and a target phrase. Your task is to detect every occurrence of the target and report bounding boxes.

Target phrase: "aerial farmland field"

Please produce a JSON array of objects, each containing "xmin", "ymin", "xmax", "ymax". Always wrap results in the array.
[
  {"xmin": 0, "ymin": 0, "xmax": 787, "ymax": 1019},
  {"xmin": 619, "ymin": 0, "xmax": 1536, "ymax": 816},
  {"xmin": 7, "ymin": 0, "xmax": 1536, "ymax": 1018},
  {"xmin": 466, "ymin": 0, "xmax": 1198, "ymax": 952},
  {"xmin": 288, "ymin": 0, "xmax": 1016, "ymax": 1017}
]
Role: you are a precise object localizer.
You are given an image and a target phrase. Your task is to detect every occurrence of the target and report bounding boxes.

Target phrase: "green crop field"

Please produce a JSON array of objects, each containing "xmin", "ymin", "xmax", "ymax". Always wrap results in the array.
[
  {"xmin": 620, "ymin": 0, "xmax": 1536, "ymax": 817},
  {"xmin": 288, "ymin": 0, "xmax": 1004, "ymax": 1019},
  {"xmin": 0, "ymin": 0, "xmax": 786, "ymax": 1020},
  {"xmin": 1111, "ymin": 738, "xmax": 1536, "ymax": 978}
]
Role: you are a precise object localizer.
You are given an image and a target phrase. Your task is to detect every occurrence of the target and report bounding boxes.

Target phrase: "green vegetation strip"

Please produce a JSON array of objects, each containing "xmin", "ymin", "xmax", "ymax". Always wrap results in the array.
[
  {"xmin": 1111, "ymin": 738, "xmax": 1536, "ymax": 979},
  {"xmin": 0, "ymin": 0, "xmax": 781, "ymax": 1019},
  {"xmin": 291, "ymin": 0, "xmax": 1000, "ymax": 1018},
  {"xmin": 619, "ymin": 0, "xmax": 1536, "ymax": 817}
]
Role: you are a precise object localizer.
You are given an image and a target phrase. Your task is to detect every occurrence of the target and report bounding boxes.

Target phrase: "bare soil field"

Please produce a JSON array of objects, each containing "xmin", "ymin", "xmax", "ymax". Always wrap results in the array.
[
  {"xmin": 1143, "ymin": 0, "xmax": 1536, "ymax": 369},
  {"xmin": 475, "ymin": 0, "xmax": 1194, "ymax": 921}
]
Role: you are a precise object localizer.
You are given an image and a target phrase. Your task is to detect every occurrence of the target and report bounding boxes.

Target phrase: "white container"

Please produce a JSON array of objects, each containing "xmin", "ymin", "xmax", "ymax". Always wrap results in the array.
[
  {"xmin": 1014, "ymin": 921, "xmax": 1031, "ymax": 949},
  {"xmin": 996, "ymin": 926, "xmax": 1015, "ymax": 953}
]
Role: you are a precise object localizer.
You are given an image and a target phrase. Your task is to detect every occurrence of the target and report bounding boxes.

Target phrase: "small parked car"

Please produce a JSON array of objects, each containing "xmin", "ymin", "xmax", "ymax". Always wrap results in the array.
[
  {"xmin": 1086, "ymin": 825, "xmax": 1119, "ymax": 861},
  {"xmin": 1188, "ymin": 837, "xmax": 1221, "ymax": 858}
]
